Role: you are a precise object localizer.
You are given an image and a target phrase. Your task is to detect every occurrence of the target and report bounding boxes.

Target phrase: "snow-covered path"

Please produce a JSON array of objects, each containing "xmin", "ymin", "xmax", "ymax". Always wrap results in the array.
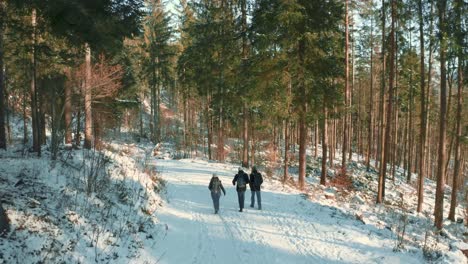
[{"xmin": 150, "ymin": 158, "xmax": 423, "ymax": 264}]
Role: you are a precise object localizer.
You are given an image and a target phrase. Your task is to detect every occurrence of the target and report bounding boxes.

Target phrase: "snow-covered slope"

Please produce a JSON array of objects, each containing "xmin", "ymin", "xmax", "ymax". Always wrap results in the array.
[
  {"xmin": 148, "ymin": 156, "xmax": 436, "ymax": 263},
  {"xmin": 0, "ymin": 141, "xmax": 164, "ymax": 263}
]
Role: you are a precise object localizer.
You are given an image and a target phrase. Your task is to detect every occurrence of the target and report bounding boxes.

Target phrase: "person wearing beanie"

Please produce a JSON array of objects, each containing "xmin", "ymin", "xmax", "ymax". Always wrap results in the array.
[
  {"xmin": 232, "ymin": 167, "xmax": 250, "ymax": 212},
  {"xmin": 208, "ymin": 173, "xmax": 226, "ymax": 214},
  {"xmin": 249, "ymin": 166, "xmax": 263, "ymax": 210}
]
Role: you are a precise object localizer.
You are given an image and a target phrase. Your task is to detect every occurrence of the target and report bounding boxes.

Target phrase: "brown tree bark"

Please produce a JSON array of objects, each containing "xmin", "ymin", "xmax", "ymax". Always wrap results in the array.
[
  {"xmin": 31, "ymin": 9, "xmax": 41, "ymax": 155},
  {"xmin": 206, "ymin": 97, "xmax": 212, "ymax": 160},
  {"xmin": 284, "ymin": 120, "xmax": 290, "ymax": 182},
  {"xmin": 381, "ymin": 0, "xmax": 396, "ymax": 197},
  {"xmin": 314, "ymin": 120, "xmax": 318, "ymax": 159},
  {"xmin": 366, "ymin": 48, "xmax": 374, "ymax": 171},
  {"xmin": 321, "ymin": 103, "xmax": 328, "ymax": 186},
  {"xmin": 342, "ymin": 0, "xmax": 350, "ymax": 173},
  {"xmin": 424, "ymin": 0, "xmax": 435, "ymax": 182},
  {"xmin": 64, "ymin": 78, "xmax": 72, "ymax": 144},
  {"xmin": 22, "ymin": 86, "xmax": 28, "ymax": 145},
  {"xmin": 0, "ymin": 0, "xmax": 5, "ymax": 150},
  {"xmin": 434, "ymin": 0, "xmax": 447, "ymax": 230},
  {"xmin": 242, "ymin": 105, "xmax": 249, "ymax": 167},
  {"xmin": 377, "ymin": 0, "xmax": 387, "ymax": 204},
  {"xmin": 298, "ymin": 39, "xmax": 306, "ymax": 190},
  {"xmin": 448, "ymin": 0, "xmax": 463, "ymax": 221},
  {"xmin": 75, "ymin": 99, "xmax": 81, "ymax": 146},
  {"xmin": 217, "ymin": 108, "xmax": 224, "ymax": 162},
  {"xmin": 241, "ymin": 0, "xmax": 249, "ymax": 168},
  {"xmin": 250, "ymin": 116, "xmax": 255, "ymax": 167},
  {"xmin": 83, "ymin": 43, "xmax": 93, "ymax": 149},
  {"xmin": 330, "ymin": 115, "xmax": 336, "ymax": 167}
]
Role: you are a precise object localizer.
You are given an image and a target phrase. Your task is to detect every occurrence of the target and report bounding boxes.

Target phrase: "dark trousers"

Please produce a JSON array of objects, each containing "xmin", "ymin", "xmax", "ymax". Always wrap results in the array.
[
  {"xmin": 250, "ymin": 190, "xmax": 262, "ymax": 209},
  {"xmin": 237, "ymin": 191, "xmax": 245, "ymax": 209},
  {"xmin": 211, "ymin": 192, "xmax": 221, "ymax": 212}
]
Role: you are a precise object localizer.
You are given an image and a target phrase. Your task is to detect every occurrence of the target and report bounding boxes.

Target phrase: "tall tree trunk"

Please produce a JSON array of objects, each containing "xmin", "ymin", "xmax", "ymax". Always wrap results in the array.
[
  {"xmin": 22, "ymin": 85, "xmax": 28, "ymax": 145},
  {"xmin": 51, "ymin": 81, "xmax": 59, "ymax": 160},
  {"xmin": 4, "ymin": 69, "xmax": 9, "ymax": 144},
  {"xmin": 0, "ymin": 1, "xmax": 5, "ymax": 150},
  {"xmin": 298, "ymin": 39, "xmax": 307, "ymax": 190},
  {"xmin": 342, "ymin": 0, "xmax": 350, "ymax": 172},
  {"xmin": 40, "ymin": 92, "xmax": 45, "ymax": 145},
  {"xmin": 444, "ymin": 73, "xmax": 455, "ymax": 182},
  {"xmin": 377, "ymin": 0, "xmax": 387, "ymax": 204},
  {"xmin": 31, "ymin": 9, "xmax": 41, "ymax": 155},
  {"xmin": 241, "ymin": 0, "xmax": 249, "ymax": 168},
  {"xmin": 349, "ymin": 25, "xmax": 355, "ymax": 162},
  {"xmin": 139, "ymin": 93, "xmax": 144, "ymax": 139},
  {"xmin": 0, "ymin": 0, "xmax": 5, "ymax": 150},
  {"xmin": 314, "ymin": 120, "xmax": 318, "ymax": 159},
  {"xmin": 250, "ymin": 115, "xmax": 255, "ymax": 167},
  {"xmin": 242, "ymin": 105, "xmax": 249, "ymax": 167},
  {"xmin": 425, "ymin": 0, "xmax": 435, "ymax": 181},
  {"xmin": 448, "ymin": 0, "xmax": 463, "ymax": 221},
  {"xmin": 284, "ymin": 70, "xmax": 292, "ymax": 181},
  {"xmin": 75, "ymin": 103, "xmax": 81, "ymax": 147},
  {"xmin": 83, "ymin": 43, "xmax": 93, "ymax": 149},
  {"xmin": 150, "ymin": 59, "xmax": 155, "ymax": 141},
  {"xmin": 206, "ymin": 97, "xmax": 212, "ymax": 160},
  {"xmin": 434, "ymin": 0, "xmax": 447, "ymax": 230},
  {"xmin": 331, "ymin": 115, "xmax": 336, "ymax": 167},
  {"xmin": 366, "ymin": 24, "xmax": 374, "ymax": 171},
  {"xmin": 284, "ymin": 119, "xmax": 290, "ymax": 182},
  {"xmin": 156, "ymin": 65, "xmax": 161, "ymax": 141},
  {"xmin": 407, "ymin": 61, "xmax": 414, "ymax": 182},
  {"xmin": 217, "ymin": 107, "xmax": 224, "ymax": 161},
  {"xmin": 381, "ymin": 0, "xmax": 396, "ymax": 198},
  {"xmin": 64, "ymin": 78, "xmax": 72, "ymax": 144},
  {"xmin": 321, "ymin": 103, "xmax": 328, "ymax": 186}
]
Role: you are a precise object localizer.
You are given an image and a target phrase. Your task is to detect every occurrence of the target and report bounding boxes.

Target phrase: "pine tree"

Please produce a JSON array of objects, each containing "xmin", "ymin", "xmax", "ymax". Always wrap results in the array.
[
  {"xmin": 434, "ymin": 0, "xmax": 448, "ymax": 230},
  {"xmin": 417, "ymin": 0, "xmax": 427, "ymax": 213},
  {"xmin": 143, "ymin": 0, "xmax": 174, "ymax": 142},
  {"xmin": 448, "ymin": 0, "xmax": 465, "ymax": 222}
]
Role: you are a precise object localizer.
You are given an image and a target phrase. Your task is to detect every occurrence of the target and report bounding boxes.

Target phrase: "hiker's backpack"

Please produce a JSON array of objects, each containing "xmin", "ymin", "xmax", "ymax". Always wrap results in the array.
[
  {"xmin": 212, "ymin": 178, "xmax": 221, "ymax": 193},
  {"xmin": 237, "ymin": 173, "xmax": 246, "ymax": 189},
  {"xmin": 253, "ymin": 172, "xmax": 262, "ymax": 187}
]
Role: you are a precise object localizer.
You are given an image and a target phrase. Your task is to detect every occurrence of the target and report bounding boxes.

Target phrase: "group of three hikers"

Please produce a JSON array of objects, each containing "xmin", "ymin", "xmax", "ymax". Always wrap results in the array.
[{"xmin": 208, "ymin": 167, "xmax": 263, "ymax": 214}]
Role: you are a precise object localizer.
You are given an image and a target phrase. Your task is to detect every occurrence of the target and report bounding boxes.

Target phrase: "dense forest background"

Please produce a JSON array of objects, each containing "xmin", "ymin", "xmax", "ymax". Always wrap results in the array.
[{"xmin": 0, "ymin": 0, "xmax": 466, "ymax": 232}]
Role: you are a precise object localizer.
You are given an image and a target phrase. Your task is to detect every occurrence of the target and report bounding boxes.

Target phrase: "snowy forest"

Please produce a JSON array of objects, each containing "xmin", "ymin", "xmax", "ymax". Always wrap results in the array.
[{"xmin": 0, "ymin": 0, "xmax": 467, "ymax": 263}]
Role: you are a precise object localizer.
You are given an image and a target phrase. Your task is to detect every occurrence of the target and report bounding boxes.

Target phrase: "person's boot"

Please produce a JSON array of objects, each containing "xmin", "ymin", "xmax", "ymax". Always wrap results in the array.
[
  {"xmin": 239, "ymin": 209, "xmax": 243, "ymax": 212},
  {"xmin": 250, "ymin": 204, "xmax": 254, "ymax": 208}
]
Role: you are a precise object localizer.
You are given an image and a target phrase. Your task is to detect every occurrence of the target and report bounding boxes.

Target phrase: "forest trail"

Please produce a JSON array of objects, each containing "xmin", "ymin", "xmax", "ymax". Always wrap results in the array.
[{"xmin": 149, "ymin": 158, "xmax": 422, "ymax": 264}]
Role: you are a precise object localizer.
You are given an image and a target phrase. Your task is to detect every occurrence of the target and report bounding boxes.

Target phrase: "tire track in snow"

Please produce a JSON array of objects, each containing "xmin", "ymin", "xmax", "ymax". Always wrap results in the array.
[
  {"xmin": 259, "ymin": 199, "xmax": 334, "ymax": 262},
  {"xmin": 218, "ymin": 213, "xmax": 244, "ymax": 263},
  {"xmin": 191, "ymin": 211, "xmax": 216, "ymax": 264},
  {"xmin": 158, "ymin": 162, "xmax": 218, "ymax": 264}
]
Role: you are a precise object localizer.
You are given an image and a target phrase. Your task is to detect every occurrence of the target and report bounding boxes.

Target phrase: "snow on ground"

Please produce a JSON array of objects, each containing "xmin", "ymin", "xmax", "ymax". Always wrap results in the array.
[
  {"xmin": 0, "ymin": 140, "xmax": 166, "ymax": 264},
  {"xmin": 148, "ymin": 147, "xmax": 434, "ymax": 263},
  {"xmin": 1, "ymin": 107, "xmax": 467, "ymax": 264}
]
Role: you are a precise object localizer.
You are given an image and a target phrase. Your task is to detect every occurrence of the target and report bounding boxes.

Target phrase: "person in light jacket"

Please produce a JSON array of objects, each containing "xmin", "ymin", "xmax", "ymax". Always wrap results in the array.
[{"xmin": 208, "ymin": 174, "xmax": 226, "ymax": 214}]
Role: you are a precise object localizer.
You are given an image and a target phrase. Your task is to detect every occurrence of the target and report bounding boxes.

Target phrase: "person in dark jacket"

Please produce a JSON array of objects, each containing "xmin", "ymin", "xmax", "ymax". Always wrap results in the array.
[
  {"xmin": 232, "ymin": 167, "xmax": 250, "ymax": 212},
  {"xmin": 208, "ymin": 174, "xmax": 226, "ymax": 214},
  {"xmin": 249, "ymin": 166, "xmax": 263, "ymax": 210}
]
